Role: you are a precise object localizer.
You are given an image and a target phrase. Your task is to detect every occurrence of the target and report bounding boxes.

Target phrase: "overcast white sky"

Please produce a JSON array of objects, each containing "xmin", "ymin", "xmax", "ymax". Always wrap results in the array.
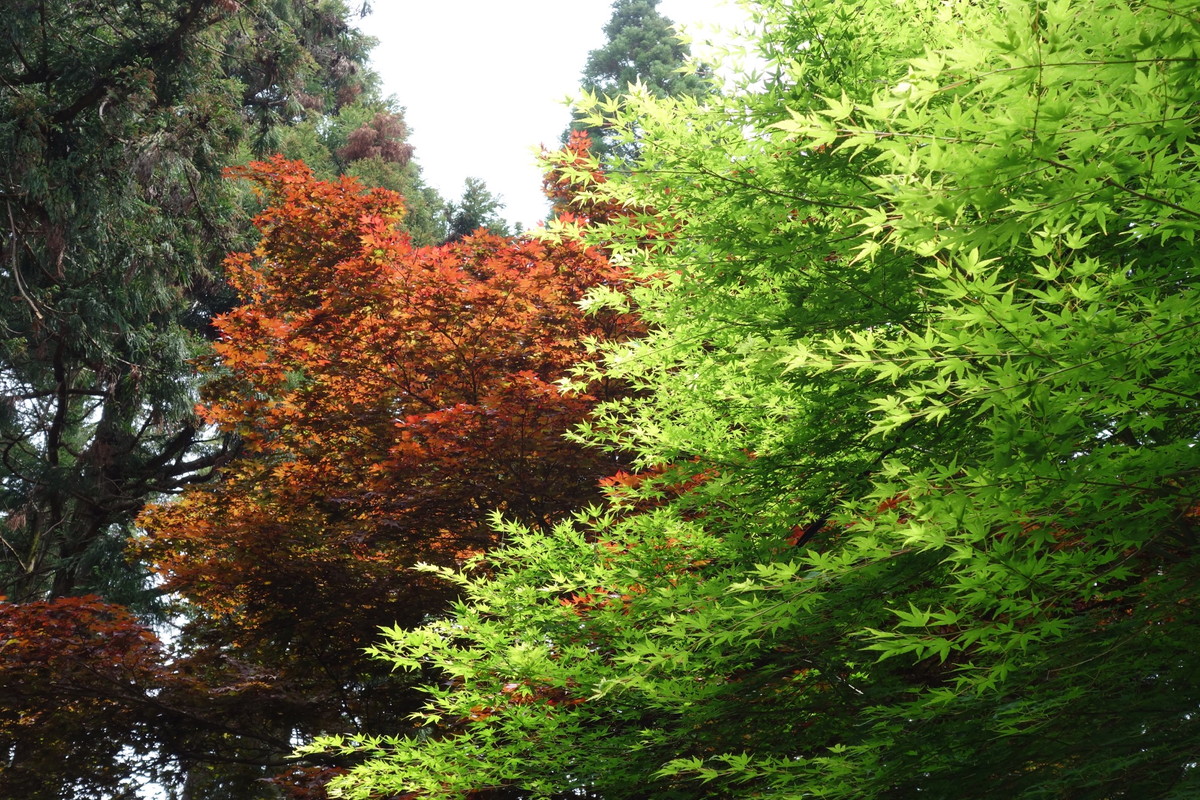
[{"xmin": 356, "ymin": 0, "xmax": 749, "ymax": 231}]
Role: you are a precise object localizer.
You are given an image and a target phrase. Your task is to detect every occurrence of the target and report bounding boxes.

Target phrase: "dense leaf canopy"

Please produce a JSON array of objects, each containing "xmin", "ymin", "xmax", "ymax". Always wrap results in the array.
[
  {"xmin": 6, "ymin": 1, "xmax": 1200, "ymax": 798},
  {"xmin": 317, "ymin": 1, "xmax": 1200, "ymax": 798},
  {"xmin": 136, "ymin": 155, "xmax": 636, "ymax": 796}
]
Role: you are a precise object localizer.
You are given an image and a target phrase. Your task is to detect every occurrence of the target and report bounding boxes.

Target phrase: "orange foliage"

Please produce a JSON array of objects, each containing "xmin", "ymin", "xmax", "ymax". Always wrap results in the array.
[
  {"xmin": 543, "ymin": 131, "xmax": 621, "ymax": 225},
  {"xmin": 134, "ymin": 158, "xmax": 636, "ymax": 789},
  {"xmin": 542, "ymin": 130, "xmax": 663, "ymax": 232}
]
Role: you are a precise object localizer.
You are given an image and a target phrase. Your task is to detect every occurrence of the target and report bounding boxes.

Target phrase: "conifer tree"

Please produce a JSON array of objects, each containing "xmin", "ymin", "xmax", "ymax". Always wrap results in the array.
[
  {"xmin": 0, "ymin": 2, "xmax": 387, "ymax": 796},
  {"xmin": 567, "ymin": 0, "xmax": 710, "ymax": 163}
]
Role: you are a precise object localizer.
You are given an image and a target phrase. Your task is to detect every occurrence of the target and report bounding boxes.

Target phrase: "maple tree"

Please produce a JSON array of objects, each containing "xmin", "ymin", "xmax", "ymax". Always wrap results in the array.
[
  {"xmin": 317, "ymin": 1, "xmax": 1200, "ymax": 798},
  {"xmin": 136, "ymin": 155, "xmax": 634, "ymax": 794}
]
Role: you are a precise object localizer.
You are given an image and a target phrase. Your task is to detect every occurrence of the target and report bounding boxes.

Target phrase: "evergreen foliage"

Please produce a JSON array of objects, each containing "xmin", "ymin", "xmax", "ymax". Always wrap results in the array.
[
  {"xmin": 444, "ymin": 177, "xmax": 513, "ymax": 242},
  {"xmin": 582, "ymin": 0, "xmax": 709, "ymax": 99},
  {"xmin": 567, "ymin": 0, "xmax": 711, "ymax": 164},
  {"xmin": 1, "ymin": 0, "xmax": 244, "ymax": 610},
  {"xmin": 0, "ymin": 1, "xmax": 389, "ymax": 796}
]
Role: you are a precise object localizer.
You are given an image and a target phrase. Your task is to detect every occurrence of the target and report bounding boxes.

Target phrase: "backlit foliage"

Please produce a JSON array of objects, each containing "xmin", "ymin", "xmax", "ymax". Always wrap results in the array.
[{"xmin": 316, "ymin": 1, "xmax": 1200, "ymax": 798}]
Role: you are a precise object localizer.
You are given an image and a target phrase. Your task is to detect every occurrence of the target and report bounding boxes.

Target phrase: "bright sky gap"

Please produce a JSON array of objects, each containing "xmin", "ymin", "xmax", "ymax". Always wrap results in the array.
[{"xmin": 357, "ymin": 0, "xmax": 750, "ymax": 231}]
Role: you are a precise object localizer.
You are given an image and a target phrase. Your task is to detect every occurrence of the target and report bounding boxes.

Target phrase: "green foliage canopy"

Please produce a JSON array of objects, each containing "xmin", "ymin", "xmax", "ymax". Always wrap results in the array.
[{"xmin": 317, "ymin": 1, "xmax": 1200, "ymax": 798}]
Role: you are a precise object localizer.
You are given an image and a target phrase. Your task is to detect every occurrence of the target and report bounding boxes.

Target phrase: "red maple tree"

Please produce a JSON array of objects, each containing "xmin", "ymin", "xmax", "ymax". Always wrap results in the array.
[{"xmin": 135, "ymin": 156, "xmax": 636, "ymax": 793}]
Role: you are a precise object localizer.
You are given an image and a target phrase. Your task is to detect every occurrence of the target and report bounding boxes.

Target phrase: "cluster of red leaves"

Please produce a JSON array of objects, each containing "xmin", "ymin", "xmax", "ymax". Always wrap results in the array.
[
  {"xmin": 559, "ymin": 585, "xmax": 644, "ymax": 616},
  {"xmin": 0, "ymin": 593, "xmax": 358, "ymax": 796},
  {"xmin": 542, "ymin": 130, "xmax": 633, "ymax": 227},
  {"xmin": 468, "ymin": 680, "xmax": 587, "ymax": 723},
  {"xmin": 337, "ymin": 111, "xmax": 415, "ymax": 165},
  {"xmin": 133, "ymin": 155, "xmax": 638, "ymax": 792},
  {"xmin": 0, "ymin": 597, "xmax": 167, "ymax": 794},
  {"xmin": 272, "ymin": 766, "xmax": 352, "ymax": 800},
  {"xmin": 599, "ymin": 461, "xmax": 719, "ymax": 513},
  {"xmin": 0, "ymin": 595, "xmax": 165, "ymax": 723}
]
